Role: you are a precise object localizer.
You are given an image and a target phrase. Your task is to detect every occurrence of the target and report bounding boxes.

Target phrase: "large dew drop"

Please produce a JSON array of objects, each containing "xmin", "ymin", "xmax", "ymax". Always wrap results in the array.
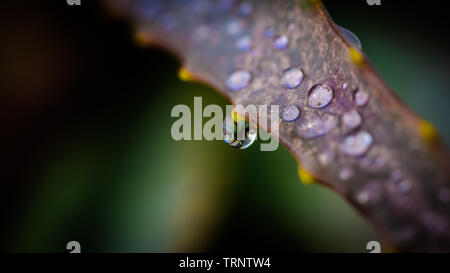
[
  {"xmin": 307, "ymin": 84, "xmax": 334, "ymax": 108},
  {"xmin": 342, "ymin": 130, "xmax": 373, "ymax": 157},
  {"xmin": 282, "ymin": 67, "xmax": 303, "ymax": 89},
  {"xmin": 223, "ymin": 116, "xmax": 256, "ymax": 149},
  {"xmin": 226, "ymin": 70, "xmax": 251, "ymax": 91}
]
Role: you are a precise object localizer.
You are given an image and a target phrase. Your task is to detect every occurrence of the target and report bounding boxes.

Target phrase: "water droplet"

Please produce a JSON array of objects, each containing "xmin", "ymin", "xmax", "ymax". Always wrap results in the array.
[
  {"xmin": 223, "ymin": 116, "xmax": 256, "ymax": 149},
  {"xmin": 226, "ymin": 19, "xmax": 242, "ymax": 35},
  {"xmin": 389, "ymin": 170, "xmax": 403, "ymax": 183},
  {"xmin": 265, "ymin": 27, "xmax": 275, "ymax": 38},
  {"xmin": 355, "ymin": 183, "xmax": 382, "ymax": 205},
  {"xmin": 235, "ymin": 35, "xmax": 252, "ymax": 51},
  {"xmin": 356, "ymin": 191, "xmax": 370, "ymax": 204},
  {"xmin": 307, "ymin": 84, "xmax": 334, "ymax": 108},
  {"xmin": 339, "ymin": 167, "xmax": 354, "ymax": 180},
  {"xmin": 342, "ymin": 130, "xmax": 373, "ymax": 157},
  {"xmin": 288, "ymin": 23, "xmax": 295, "ymax": 31},
  {"xmin": 239, "ymin": 1, "xmax": 253, "ymax": 16},
  {"xmin": 338, "ymin": 26, "xmax": 362, "ymax": 50},
  {"xmin": 342, "ymin": 109, "xmax": 362, "ymax": 129},
  {"xmin": 397, "ymin": 180, "xmax": 411, "ymax": 194},
  {"xmin": 281, "ymin": 105, "xmax": 300, "ymax": 122},
  {"xmin": 354, "ymin": 89, "xmax": 369, "ymax": 106},
  {"xmin": 297, "ymin": 113, "xmax": 337, "ymax": 139},
  {"xmin": 342, "ymin": 82, "xmax": 348, "ymax": 90},
  {"xmin": 226, "ymin": 70, "xmax": 251, "ymax": 91},
  {"xmin": 318, "ymin": 153, "xmax": 329, "ymax": 165},
  {"xmin": 438, "ymin": 188, "xmax": 450, "ymax": 203},
  {"xmin": 282, "ymin": 67, "xmax": 304, "ymax": 89},
  {"xmin": 274, "ymin": 35, "xmax": 289, "ymax": 50}
]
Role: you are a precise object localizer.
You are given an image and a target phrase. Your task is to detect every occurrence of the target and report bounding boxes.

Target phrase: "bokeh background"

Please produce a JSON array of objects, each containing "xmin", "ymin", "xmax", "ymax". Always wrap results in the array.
[{"xmin": 1, "ymin": 0, "xmax": 449, "ymax": 252}]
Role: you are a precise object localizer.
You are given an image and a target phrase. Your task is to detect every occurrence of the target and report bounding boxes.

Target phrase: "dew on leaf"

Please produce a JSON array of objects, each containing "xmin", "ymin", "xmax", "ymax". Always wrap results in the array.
[
  {"xmin": 342, "ymin": 109, "xmax": 362, "ymax": 129},
  {"xmin": 354, "ymin": 89, "xmax": 369, "ymax": 106},
  {"xmin": 297, "ymin": 113, "xmax": 337, "ymax": 139},
  {"xmin": 307, "ymin": 84, "xmax": 334, "ymax": 109},
  {"xmin": 281, "ymin": 105, "xmax": 300, "ymax": 122},
  {"xmin": 274, "ymin": 35, "xmax": 289, "ymax": 50},
  {"xmin": 282, "ymin": 67, "xmax": 304, "ymax": 89},
  {"xmin": 226, "ymin": 69, "xmax": 251, "ymax": 91},
  {"xmin": 235, "ymin": 35, "xmax": 252, "ymax": 52},
  {"xmin": 342, "ymin": 130, "xmax": 373, "ymax": 157}
]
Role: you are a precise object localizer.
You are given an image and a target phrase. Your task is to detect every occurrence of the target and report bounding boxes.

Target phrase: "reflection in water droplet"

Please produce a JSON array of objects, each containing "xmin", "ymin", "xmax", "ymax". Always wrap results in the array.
[
  {"xmin": 307, "ymin": 84, "xmax": 334, "ymax": 108},
  {"xmin": 235, "ymin": 35, "xmax": 252, "ymax": 52},
  {"xmin": 338, "ymin": 26, "xmax": 362, "ymax": 50},
  {"xmin": 281, "ymin": 105, "xmax": 300, "ymax": 122},
  {"xmin": 223, "ymin": 116, "xmax": 256, "ymax": 149},
  {"xmin": 342, "ymin": 130, "xmax": 373, "ymax": 157},
  {"xmin": 354, "ymin": 89, "xmax": 369, "ymax": 106},
  {"xmin": 282, "ymin": 67, "xmax": 303, "ymax": 89},
  {"xmin": 265, "ymin": 27, "xmax": 275, "ymax": 38},
  {"xmin": 297, "ymin": 113, "xmax": 337, "ymax": 139},
  {"xmin": 226, "ymin": 70, "xmax": 251, "ymax": 91},
  {"xmin": 342, "ymin": 82, "xmax": 348, "ymax": 90},
  {"xmin": 274, "ymin": 35, "xmax": 289, "ymax": 50},
  {"xmin": 342, "ymin": 109, "xmax": 362, "ymax": 129}
]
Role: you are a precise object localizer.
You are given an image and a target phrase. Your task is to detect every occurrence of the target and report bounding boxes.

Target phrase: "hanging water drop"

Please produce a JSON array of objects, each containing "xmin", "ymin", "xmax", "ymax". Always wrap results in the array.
[
  {"xmin": 282, "ymin": 67, "xmax": 303, "ymax": 89},
  {"xmin": 338, "ymin": 26, "xmax": 362, "ymax": 50},
  {"xmin": 342, "ymin": 130, "xmax": 373, "ymax": 157},
  {"xmin": 307, "ymin": 84, "xmax": 334, "ymax": 108},
  {"xmin": 223, "ymin": 116, "xmax": 256, "ymax": 149},
  {"xmin": 274, "ymin": 35, "xmax": 289, "ymax": 50},
  {"xmin": 226, "ymin": 69, "xmax": 251, "ymax": 91},
  {"xmin": 281, "ymin": 105, "xmax": 300, "ymax": 122}
]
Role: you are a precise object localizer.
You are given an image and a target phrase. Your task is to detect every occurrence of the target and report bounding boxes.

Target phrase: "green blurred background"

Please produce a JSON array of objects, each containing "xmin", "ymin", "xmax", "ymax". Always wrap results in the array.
[{"xmin": 1, "ymin": 0, "xmax": 449, "ymax": 252}]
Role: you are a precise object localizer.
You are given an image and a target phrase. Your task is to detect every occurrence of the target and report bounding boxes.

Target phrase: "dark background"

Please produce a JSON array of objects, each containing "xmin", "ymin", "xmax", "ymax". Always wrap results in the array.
[{"xmin": 1, "ymin": 0, "xmax": 449, "ymax": 252}]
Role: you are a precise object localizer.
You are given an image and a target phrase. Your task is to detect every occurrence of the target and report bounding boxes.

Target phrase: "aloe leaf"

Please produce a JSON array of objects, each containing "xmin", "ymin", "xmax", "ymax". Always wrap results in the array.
[{"xmin": 105, "ymin": 0, "xmax": 450, "ymax": 252}]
